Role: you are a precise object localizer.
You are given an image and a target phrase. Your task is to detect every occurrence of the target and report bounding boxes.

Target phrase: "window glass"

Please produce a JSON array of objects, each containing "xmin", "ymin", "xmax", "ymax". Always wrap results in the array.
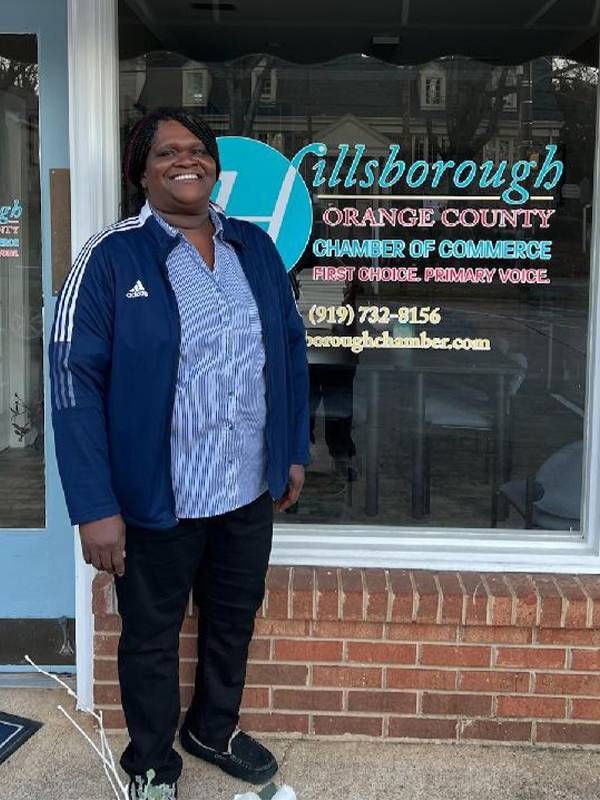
[
  {"xmin": 119, "ymin": 49, "xmax": 596, "ymax": 533},
  {"xmin": 0, "ymin": 35, "xmax": 44, "ymax": 528}
]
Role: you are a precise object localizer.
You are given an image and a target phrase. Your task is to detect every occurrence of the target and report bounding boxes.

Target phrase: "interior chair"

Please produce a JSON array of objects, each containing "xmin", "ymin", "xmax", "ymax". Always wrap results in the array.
[{"xmin": 493, "ymin": 439, "xmax": 582, "ymax": 530}]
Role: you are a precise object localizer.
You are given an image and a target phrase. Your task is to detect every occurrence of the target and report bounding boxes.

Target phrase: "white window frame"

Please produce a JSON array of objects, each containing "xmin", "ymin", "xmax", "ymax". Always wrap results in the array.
[
  {"xmin": 182, "ymin": 63, "xmax": 211, "ymax": 107},
  {"xmin": 491, "ymin": 67, "xmax": 518, "ymax": 111},
  {"xmin": 420, "ymin": 69, "xmax": 446, "ymax": 109},
  {"xmin": 251, "ymin": 59, "xmax": 277, "ymax": 104}
]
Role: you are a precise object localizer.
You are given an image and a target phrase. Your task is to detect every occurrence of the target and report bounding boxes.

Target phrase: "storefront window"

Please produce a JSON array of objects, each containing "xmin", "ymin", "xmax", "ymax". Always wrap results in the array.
[
  {"xmin": 0, "ymin": 35, "xmax": 44, "ymax": 528},
  {"xmin": 119, "ymin": 36, "xmax": 596, "ymax": 535}
]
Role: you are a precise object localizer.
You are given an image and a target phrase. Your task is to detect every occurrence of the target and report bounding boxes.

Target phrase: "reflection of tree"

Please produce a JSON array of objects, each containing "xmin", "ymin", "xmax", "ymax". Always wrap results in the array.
[
  {"xmin": 425, "ymin": 58, "xmax": 511, "ymax": 161},
  {"xmin": 0, "ymin": 57, "xmax": 38, "ymax": 93},
  {"xmin": 225, "ymin": 55, "xmax": 274, "ymax": 136},
  {"xmin": 552, "ymin": 60, "xmax": 598, "ymax": 184}
]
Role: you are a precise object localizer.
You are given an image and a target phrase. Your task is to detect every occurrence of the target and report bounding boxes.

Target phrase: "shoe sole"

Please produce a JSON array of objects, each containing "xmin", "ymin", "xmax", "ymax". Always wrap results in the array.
[{"xmin": 179, "ymin": 726, "xmax": 278, "ymax": 785}]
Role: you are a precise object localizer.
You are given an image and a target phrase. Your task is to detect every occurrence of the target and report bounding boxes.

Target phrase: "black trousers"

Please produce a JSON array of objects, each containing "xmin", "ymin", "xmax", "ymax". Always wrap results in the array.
[{"xmin": 114, "ymin": 491, "xmax": 273, "ymax": 784}]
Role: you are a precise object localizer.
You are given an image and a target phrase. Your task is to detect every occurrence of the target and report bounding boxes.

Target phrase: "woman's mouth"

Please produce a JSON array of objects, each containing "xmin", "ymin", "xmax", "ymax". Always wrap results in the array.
[{"xmin": 171, "ymin": 174, "xmax": 201, "ymax": 182}]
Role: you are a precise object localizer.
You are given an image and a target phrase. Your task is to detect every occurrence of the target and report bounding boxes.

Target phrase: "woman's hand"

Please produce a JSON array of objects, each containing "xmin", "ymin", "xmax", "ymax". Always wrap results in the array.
[
  {"xmin": 79, "ymin": 514, "xmax": 126, "ymax": 577},
  {"xmin": 275, "ymin": 465, "xmax": 305, "ymax": 512}
]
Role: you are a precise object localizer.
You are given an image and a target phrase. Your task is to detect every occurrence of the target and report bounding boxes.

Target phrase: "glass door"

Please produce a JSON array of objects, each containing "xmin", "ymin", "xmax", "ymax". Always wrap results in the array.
[{"xmin": 0, "ymin": 35, "xmax": 44, "ymax": 528}]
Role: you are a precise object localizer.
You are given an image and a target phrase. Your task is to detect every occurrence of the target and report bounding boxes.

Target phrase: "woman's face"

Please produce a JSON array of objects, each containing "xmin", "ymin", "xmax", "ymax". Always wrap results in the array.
[{"xmin": 141, "ymin": 119, "xmax": 217, "ymax": 213}]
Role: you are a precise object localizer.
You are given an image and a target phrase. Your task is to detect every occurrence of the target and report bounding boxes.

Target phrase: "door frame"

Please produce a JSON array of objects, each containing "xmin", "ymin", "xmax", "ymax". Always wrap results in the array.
[{"xmin": 67, "ymin": 0, "xmax": 120, "ymax": 709}]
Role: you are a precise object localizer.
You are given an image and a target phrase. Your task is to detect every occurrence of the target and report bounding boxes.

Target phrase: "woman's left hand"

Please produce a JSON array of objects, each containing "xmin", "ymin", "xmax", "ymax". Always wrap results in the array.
[{"xmin": 275, "ymin": 464, "xmax": 305, "ymax": 512}]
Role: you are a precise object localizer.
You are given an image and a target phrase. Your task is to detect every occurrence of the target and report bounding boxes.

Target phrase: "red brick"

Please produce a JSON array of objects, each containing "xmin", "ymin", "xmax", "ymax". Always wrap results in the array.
[
  {"xmin": 421, "ymin": 645, "xmax": 491, "ymax": 668},
  {"xmin": 180, "ymin": 685, "xmax": 193, "ymax": 709},
  {"xmin": 364, "ymin": 569, "xmax": 388, "ymax": 622},
  {"xmin": 506, "ymin": 574, "xmax": 538, "ymax": 627},
  {"xmin": 387, "ymin": 668, "xmax": 456, "ymax": 691},
  {"xmin": 348, "ymin": 691, "xmax": 417, "ymax": 714},
  {"xmin": 388, "ymin": 717, "xmax": 457, "ymax": 740},
  {"xmin": 347, "ymin": 642, "xmax": 416, "ymax": 665},
  {"xmin": 274, "ymin": 639, "xmax": 343, "ymax": 662},
  {"xmin": 92, "ymin": 574, "xmax": 116, "ymax": 615},
  {"xmin": 533, "ymin": 575, "xmax": 563, "ymax": 628},
  {"xmin": 340, "ymin": 568, "xmax": 364, "ymax": 621},
  {"xmin": 496, "ymin": 647, "xmax": 566, "ymax": 669},
  {"xmin": 537, "ymin": 722, "xmax": 600, "ymax": 745},
  {"xmin": 239, "ymin": 712, "xmax": 308, "ymax": 734},
  {"xmin": 555, "ymin": 576, "xmax": 588, "ymax": 629},
  {"xmin": 437, "ymin": 572, "xmax": 464, "ymax": 625},
  {"xmin": 413, "ymin": 571, "xmax": 439, "ymax": 624},
  {"xmin": 389, "ymin": 570, "xmax": 414, "ymax": 622},
  {"xmin": 571, "ymin": 699, "xmax": 600, "ymax": 720},
  {"xmin": 462, "ymin": 626, "xmax": 532, "ymax": 644},
  {"xmin": 422, "ymin": 693, "xmax": 492, "ymax": 716},
  {"xmin": 94, "ymin": 658, "xmax": 118, "ymax": 682},
  {"xmin": 537, "ymin": 629, "xmax": 600, "ymax": 646},
  {"xmin": 179, "ymin": 636, "xmax": 197, "ymax": 659},
  {"xmin": 571, "ymin": 650, "xmax": 600, "ymax": 671},
  {"xmin": 313, "ymin": 715, "xmax": 382, "ymax": 737},
  {"xmin": 316, "ymin": 568, "xmax": 339, "ymax": 621},
  {"xmin": 291, "ymin": 567, "xmax": 314, "ymax": 620},
  {"xmin": 579, "ymin": 575, "xmax": 600, "ymax": 628},
  {"xmin": 461, "ymin": 719, "xmax": 531, "ymax": 742},
  {"xmin": 265, "ymin": 566, "xmax": 291, "ymax": 619},
  {"xmin": 458, "ymin": 670, "xmax": 530, "ymax": 693},
  {"xmin": 535, "ymin": 673, "xmax": 600, "ymax": 696},
  {"xmin": 484, "ymin": 574, "xmax": 513, "ymax": 626},
  {"xmin": 460, "ymin": 573, "xmax": 489, "ymax": 625},
  {"xmin": 246, "ymin": 663, "xmax": 308, "ymax": 686},
  {"xmin": 101, "ymin": 708, "xmax": 126, "ymax": 730},
  {"xmin": 179, "ymin": 660, "xmax": 196, "ymax": 684},
  {"xmin": 273, "ymin": 689, "xmax": 342, "ymax": 712},
  {"xmin": 253, "ymin": 618, "xmax": 309, "ymax": 639},
  {"xmin": 181, "ymin": 618, "xmax": 198, "ymax": 635},
  {"xmin": 94, "ymin": 634, "xmax": 119, "ymax": 658},
  {"xmin": 94, "ymin": 683, "xmax": 121, "ymax": 706},
  {"xmin": 95, "ymin": 615, "xmax": 121, "ymax": 633},
  {"xmin": 241, "ymin": 687, "xmax": 270, "ymax": 709},
  {"xmin": 248, "ymin": 638, "xmax": 270, "ymax": 660},
  {"xmin": 387, "ymin": 623, "xmax": 457, "ymax": 642},
  {"xmin": 497, "ymin": 696, "xmax": 566, "ymax": 719},
  {"xmin": 312, "ymin": 666, "xmax": 382, "ymax": 688},
  {"xmin": 311, "ymin": 621, "xmax": 384, "ymax": 639}
]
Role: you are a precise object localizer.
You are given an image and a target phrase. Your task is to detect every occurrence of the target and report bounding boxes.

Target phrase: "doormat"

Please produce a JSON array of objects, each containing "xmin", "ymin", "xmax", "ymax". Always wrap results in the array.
[{"xmin": 0, "ymin": 712, "xmax": 42, "ymax": 765}]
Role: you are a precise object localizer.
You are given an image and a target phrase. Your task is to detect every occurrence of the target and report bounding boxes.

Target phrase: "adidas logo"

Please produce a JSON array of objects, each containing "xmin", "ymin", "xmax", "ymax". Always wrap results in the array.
[{"xmin": 126, "ymin": 280, "xmax": 148, "ymax": 299}]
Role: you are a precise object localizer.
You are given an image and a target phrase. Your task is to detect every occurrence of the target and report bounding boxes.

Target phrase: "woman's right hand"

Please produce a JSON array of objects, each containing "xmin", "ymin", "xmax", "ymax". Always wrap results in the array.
[{"xmin": 79, "ymin": 514, "xmax": 126, "ymax": 577}]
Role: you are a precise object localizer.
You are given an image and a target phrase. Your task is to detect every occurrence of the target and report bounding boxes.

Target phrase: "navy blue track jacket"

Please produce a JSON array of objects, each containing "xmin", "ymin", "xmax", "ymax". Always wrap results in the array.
[{"xmin": 49, "ymin": 205, "xmax": 310, "ymax": 529}]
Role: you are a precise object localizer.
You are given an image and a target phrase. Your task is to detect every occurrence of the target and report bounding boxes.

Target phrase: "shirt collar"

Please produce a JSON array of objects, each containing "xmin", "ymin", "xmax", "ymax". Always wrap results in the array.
[{"xmin": 146, "ymin": 201, "xmax": 225, "ymax": 242}]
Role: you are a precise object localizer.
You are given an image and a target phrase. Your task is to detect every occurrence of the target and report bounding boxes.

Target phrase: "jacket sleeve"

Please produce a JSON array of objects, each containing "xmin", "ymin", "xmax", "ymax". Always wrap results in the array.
[
  {"xmin": 49, "ymin": 238, "xmax": 121, "ymax": 525},
  {"xmin": 270, "ymin": 239, "xmax": 310, "ymax": 466}
]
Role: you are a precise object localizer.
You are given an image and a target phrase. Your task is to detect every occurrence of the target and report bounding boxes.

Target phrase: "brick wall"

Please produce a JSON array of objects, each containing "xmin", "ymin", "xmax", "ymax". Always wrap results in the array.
[{"xmin": 93, "ymin": 568, "xmax": 600, "ymax": 746}]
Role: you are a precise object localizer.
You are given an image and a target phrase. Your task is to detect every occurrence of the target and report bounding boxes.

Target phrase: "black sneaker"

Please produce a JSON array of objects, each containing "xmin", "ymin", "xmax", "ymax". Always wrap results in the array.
[
  {"xmin": 128, "ymin": 773, "xmax": 177, "ymax": 799},
  {"xmin": 179, "ymin": 724, "xmax": 278, "ymax": 784}
]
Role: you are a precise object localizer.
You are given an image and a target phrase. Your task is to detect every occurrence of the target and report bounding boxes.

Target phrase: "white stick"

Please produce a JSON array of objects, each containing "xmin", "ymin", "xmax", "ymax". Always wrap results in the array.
[{"xmin": 26, "ymin": 656, "xmax": 128, "ymax": 800}]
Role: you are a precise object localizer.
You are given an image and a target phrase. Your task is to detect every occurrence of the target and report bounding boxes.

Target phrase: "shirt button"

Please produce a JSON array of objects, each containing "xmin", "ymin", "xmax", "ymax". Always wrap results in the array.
[{"xmin": 228, "ymin": 422, "xmax": 234, "ymax": 430}]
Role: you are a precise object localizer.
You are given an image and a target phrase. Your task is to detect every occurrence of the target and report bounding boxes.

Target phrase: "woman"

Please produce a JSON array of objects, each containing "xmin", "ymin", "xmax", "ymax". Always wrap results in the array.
[{"xmin": 50, "ymin": 108, "xmax": 309, "ymax": 800}]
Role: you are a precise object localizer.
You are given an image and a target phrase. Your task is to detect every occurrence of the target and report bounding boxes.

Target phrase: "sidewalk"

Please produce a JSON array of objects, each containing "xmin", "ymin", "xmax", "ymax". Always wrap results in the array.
[{"xmin": 1, "ymin": 688, "xmax": 600, "ymax": 800}]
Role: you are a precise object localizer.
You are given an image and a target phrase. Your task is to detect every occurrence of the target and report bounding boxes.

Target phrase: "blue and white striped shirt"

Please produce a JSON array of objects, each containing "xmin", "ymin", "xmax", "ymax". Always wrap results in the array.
[{"xmin": 151, "ymin": 203, "xmax": 268, "ymax": 518}]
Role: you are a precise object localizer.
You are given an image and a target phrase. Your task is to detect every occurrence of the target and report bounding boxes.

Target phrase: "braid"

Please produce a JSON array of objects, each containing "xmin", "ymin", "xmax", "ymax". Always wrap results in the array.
[{"xmin": 122, "ymin": 107, "xmax": 221, "ymax": 209}]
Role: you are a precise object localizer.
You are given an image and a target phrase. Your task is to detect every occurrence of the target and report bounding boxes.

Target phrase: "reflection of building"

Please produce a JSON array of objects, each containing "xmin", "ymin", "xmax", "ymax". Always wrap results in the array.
[
  {"xmin": 120, "ymin": 54, "xmax": 564, "ymax": 169},
  {"xmin": 4, "ymin": 0, "xmax": 600, "ymax": 761}
]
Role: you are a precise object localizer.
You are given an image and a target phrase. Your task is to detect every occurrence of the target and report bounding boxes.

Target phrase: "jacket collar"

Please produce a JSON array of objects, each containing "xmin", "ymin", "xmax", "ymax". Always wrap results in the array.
[{"xmin": 139, "ymin": 201, "xmax": 245, "ymax": 249}]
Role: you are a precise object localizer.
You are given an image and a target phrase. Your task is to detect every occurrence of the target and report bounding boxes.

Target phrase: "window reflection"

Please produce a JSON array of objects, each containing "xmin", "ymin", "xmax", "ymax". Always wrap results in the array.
[
  {"xmin": 0, "ymin": 35, "xmax": 44, "ymax": 528},
  {"xmin": 119, "ymin": 52, "xmax": 595, "ymax": 532}
]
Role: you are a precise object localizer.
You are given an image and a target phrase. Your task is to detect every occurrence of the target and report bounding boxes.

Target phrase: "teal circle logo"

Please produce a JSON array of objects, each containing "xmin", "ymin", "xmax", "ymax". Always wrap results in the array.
[{"xmin": 211, "ymin": 137, "xmax": 325, "ymax": 271}]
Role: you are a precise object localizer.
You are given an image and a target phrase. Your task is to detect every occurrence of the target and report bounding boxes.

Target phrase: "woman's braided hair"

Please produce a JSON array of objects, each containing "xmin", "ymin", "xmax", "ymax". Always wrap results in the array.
[{"xmin": 122, "ymin": 107, "xmax": 221, "ymax": 208}]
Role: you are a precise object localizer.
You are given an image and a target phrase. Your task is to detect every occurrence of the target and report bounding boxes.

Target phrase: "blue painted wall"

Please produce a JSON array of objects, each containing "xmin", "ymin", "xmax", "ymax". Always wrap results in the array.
[{"xmin": 0, "ymin": 0, "xmax": 74, "ymax": 618}]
